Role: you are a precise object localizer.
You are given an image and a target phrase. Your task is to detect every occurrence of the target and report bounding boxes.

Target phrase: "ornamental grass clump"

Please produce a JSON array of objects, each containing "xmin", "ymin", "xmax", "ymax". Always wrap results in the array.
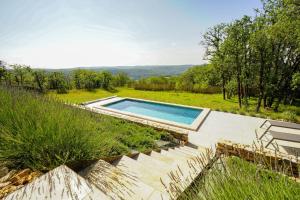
[
  {"xmin": 0, "ymin": 87, "xmax": 169, "ymax": 171},
  {"xmin": 178, "ymin": 155, "xmax": 300, "ymax": 200}
]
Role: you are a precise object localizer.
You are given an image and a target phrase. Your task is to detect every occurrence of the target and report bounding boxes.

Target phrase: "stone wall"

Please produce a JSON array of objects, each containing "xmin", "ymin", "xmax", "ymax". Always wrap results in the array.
[
  {"xmin": 216, "ymin": 140, "xmax": 299, "ymax": 177},
  {"xmin": 0, "ymin": 168, "xmax": 42, "ymax": 199}
]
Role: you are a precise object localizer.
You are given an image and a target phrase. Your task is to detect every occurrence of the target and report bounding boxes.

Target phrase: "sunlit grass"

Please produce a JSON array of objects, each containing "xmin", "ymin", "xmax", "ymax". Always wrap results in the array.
[
  {"xmin": 49, "ymin": 88, "xmax": 300, "ymax": 122},
  {"xmin": 0, "ymin": 87, "xmax": 170, "ymax": 171},
  {"xmin": 179, "ymin": 156, "xmax": 300, "ymax": 200}
]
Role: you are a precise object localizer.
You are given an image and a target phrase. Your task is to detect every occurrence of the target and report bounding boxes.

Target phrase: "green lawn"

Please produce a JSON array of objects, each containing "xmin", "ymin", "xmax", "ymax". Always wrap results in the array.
[{"xmin": 49, "ymin": 88, "xmax": 300, "ymax": 122}]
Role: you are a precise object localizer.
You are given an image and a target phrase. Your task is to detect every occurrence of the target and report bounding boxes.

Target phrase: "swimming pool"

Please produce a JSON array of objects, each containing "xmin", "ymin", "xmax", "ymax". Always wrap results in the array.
[
  {"xmin": 104, "ymin": 99, "xmax": 202, "ymax": 125},
  {"xmin": 85, "ymin": 97, "xmax": 210, "ymax": 131}
]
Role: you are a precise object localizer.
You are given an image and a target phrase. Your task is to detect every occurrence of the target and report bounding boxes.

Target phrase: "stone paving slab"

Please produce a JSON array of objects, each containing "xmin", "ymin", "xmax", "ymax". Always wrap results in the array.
[
  {"xmin": 3, "ymin": 165, "xmax": 109, "ymax": 200},
  {"xmin": 188, "ymin": 111, "xmax": 265, "ymax": 148}
]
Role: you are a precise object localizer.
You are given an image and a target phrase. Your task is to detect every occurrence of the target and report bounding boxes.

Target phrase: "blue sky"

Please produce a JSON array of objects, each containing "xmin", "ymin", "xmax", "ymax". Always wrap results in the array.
[{"xmin": 0, "ymin": 0, "xmax": 262, "ymax": 68}]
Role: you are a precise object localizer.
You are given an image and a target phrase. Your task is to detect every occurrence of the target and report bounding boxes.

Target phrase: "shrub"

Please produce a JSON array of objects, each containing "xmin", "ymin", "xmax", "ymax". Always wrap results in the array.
[
  {"xmin": 238, "ymin": 110, "xmax": 246, "ymax": 115},
  {"xmin": 225, "ymin": 79, "xmax": 237, "ymax": 99},
  {"xmin": 281, "ymin": 111, "xmax": 297, "ymax": 122},
  {"xmin": 0, "ymin": 87, "xmax": 169, "ymax": 171}
]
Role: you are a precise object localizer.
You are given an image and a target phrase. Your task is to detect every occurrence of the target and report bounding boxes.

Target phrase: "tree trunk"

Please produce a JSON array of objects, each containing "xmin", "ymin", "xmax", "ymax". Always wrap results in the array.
[
  {"xmin": 256, "ymin": 51, "xmax": 265, "ymax": 112},
  {"xmin": 236, "ymin": 55, "xmax": 242, "ymax": 108},
  {"xmin": 222, "ymin": 74, "xmax": 226, "ymax": 100},
  {"xmin": 256, "ymin": 95, "xmax": 263, "ymax": 112},
  {"xmin": 34, "ymin": 74, "xmax": 44, "ymax": 93},
  {"xmin": 274, "ymin": 97, "xmax": 282, "ymax": 112}
]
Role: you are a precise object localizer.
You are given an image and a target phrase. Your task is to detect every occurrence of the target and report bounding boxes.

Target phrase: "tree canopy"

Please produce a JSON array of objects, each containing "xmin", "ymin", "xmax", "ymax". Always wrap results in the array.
[{"xmin": 201, "ymin": 0, "xmax": 300, "ymax": 111}]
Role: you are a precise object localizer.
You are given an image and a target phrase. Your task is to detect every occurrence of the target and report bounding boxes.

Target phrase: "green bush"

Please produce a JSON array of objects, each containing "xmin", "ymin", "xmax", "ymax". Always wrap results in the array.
[
  {"xmin": 0, "ymin": 87, "xmax": 169, "ymax": 171},
  {"xmin": 225, "ymin": 79, "xmax": 237, "ymax": 99},
  {"xmin": 281, "ymin": 111, "xmax": 297, "ymax": 122}
]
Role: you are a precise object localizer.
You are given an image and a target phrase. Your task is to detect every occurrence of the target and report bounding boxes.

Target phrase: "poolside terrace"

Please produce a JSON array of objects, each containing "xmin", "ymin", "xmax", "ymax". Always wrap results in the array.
[{"xmin": 83, "ymin": 96, "xmax": 265, "ymax": 148}]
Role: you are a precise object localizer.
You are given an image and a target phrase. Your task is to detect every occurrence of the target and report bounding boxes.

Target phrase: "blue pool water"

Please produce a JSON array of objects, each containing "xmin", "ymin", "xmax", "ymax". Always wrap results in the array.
[{"xmin": 104, "ymin": 99, "xmax": 202, "ymax": 125}]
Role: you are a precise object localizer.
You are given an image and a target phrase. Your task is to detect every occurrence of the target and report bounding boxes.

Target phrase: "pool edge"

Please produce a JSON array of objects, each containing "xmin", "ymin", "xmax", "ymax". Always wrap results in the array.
[{"xmin": 86, "ymin": 96, "xmax": 211, "ymax": 131}]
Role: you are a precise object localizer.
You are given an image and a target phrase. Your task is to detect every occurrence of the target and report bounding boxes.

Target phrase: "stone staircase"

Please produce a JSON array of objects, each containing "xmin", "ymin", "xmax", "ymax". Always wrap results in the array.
[{"xmin": 3, "ymin": 145, "xmax": 212, "ymax": 200}]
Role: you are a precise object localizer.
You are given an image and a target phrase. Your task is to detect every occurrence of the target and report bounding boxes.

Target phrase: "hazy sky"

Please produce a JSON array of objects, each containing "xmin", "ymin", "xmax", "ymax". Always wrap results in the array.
[{"xmin": 0, "ymin": 0, "xmax": 262, "ymax": 68}]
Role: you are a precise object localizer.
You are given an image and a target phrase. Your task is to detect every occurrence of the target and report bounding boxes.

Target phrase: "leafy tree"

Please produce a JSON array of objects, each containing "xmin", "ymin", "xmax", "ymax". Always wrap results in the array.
[
  {"xmin": 0, "ymin": 61, "xmax": 6, "ymax": 82},
  {"xmin": 100, "ymin": 71, "xmax": 113, "ymax": 90},
  {"xmin": 48, "ymin": 72, "xmax": 69, "ymax": 94},
  {"xmin": 33, "ymin": 70, "xmax": 47, "ymax": 93},
  {"xmin": 113, "ymin": 72, "xmax": 130, "ymax": 87},
  {"xmin": 200, "ymin": 0, "xmax": 300, "ymax": 112},
  {"xmin": 83, "ymin": 71, "xmax": 98, "ymax": 91},
  {"xmin": 73, "ymin": 69, "xmax": 85, "ymax": 89},
  {"xmin": 11, "ymin": 64, "xmax": 32, "ymax": 87},
  {"xmin": 250, "ymin": 16, "xmax": 270, "ymax": 112},
  {"xmin": 202, "ymin": 24, "xmax": 228, "ymax": 99}
]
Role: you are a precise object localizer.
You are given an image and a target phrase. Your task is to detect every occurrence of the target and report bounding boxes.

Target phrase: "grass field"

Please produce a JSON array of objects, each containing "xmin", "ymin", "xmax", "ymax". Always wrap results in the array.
[
  {"xmin": 179, "ymin": 156, "xmax": 300, "ymax": 200},
  {"xmin": 49, "ymin": 88, "xmax": 300, "ymax": 123},
  {"xmin": 0, "ymin": 87, "xmax": 171, "ymax": 171}
]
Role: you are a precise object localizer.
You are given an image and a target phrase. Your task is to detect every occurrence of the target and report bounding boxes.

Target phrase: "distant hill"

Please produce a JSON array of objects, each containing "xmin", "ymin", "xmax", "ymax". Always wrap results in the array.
[{"xmin": 44, "ymin": 65, "xmax": 197, "ymax": 79}]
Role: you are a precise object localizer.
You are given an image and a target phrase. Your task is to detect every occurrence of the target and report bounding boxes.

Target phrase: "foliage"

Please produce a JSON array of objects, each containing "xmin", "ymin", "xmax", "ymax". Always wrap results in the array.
[
  {"xmin": 48, "ymin": 72, "xmax": 70, "ymax": 94},
  {"xmin": 0, "ymin": 66, "xmax": 132, "ymax": 93},
  {"xmin": 134, "ymin": 76, "xmax": 177, "ymax": 91},
  {"xmin": 48, "ymin": 88, "xmax": 300, "ymax": 123},
  {"xmin": 0, "ymin": 87, "xmax": 170, "ymax": 171},
  {"xmin": 133, "ymin": 65, "xmax": 220, "ymax": 93},
  {"xmin": 0, "ymin": 61, "xmax": 5, "ymax": 81},
  {"xmin": 33, "ymin": 70, "xmax": 47, "ymax": 93},
  {"xmin": 224, "ymin": 79, "xmax": 237, "ymax": 99},
  {"xmin": 176, "ymin": 65, "xmax": 219, "ymax": 93},
  {"xmin": 291, "ymin": 72, "xmax": 300, "ymax": 91},
  {"xmin": 201, "ymin": 0, "xmax": 300, "ymax": 111},
  {"xmin": 281, "ymin": 110, "xmax": 297, "ymax": 122},
  {"xmin": 112, "ymin": 72, "xmax": 131, "ymax": 87},
  {"xmin": 179, "ymin": 156, "xmax": 300, "ymax": 200}
]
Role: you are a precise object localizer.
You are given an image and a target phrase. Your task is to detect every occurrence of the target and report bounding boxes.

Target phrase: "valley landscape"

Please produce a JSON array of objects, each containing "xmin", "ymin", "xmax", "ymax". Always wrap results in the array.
[{"xmin": 0, "ymin": 0, "xmax": 300, "ymax": 199}]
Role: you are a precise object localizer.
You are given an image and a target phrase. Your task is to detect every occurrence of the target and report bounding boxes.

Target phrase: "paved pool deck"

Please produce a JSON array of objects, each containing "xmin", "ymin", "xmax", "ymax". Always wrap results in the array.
[
  {"xmin": 83, "ymin": 97, "xmax": 266, "ymax": 148},
  {"xmin": 188, "ymin": 111, "xmax": 265, "ymax": 148}
]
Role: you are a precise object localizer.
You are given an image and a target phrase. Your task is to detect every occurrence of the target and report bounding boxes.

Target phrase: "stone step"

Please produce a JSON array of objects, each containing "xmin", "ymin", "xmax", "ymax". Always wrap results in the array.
[
  {"xmin": 113, "ymin": 156, "xmax": 169, "ymax": 194},
  {"xmin": 160, "ymin": 148, "xmax": 201, "ymax": 177},
  {"xmin": 160, "ymin": 148, "xmax": 208, "ymax": 199},
  {"xmin": 175, "ymin": 147, "xmax": 199, "ymax": 156},
  {"xmin": 149, "ymin": 151, "xmax": 175, "ymax": 165},
  {"xmin": 181, "ymin": 146, "xmax": 204, "ymax": 154},
  {"xmin": 133, "ymin": 153, "xmax": 170, "ymax": 173},
  {"xmin": 168, "ymin": 148, "xmax": 195, "ymax": 159},
  {"xmin": 3, "ymin": 165, "xmax": 109, "ymax": 200},
  {"xmin": 160, "ymin": 149, "xmax": 186, "ymax": 160},
  {"xmin": 80, "ymin": 159, "xmax": 155, "ymax": 200}
]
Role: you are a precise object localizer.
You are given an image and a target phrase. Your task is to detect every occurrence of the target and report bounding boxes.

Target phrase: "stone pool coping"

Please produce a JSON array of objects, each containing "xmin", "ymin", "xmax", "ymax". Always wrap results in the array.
[{"xmin": 82, "ymin": 96, "xmax": 210, "ymax": 133}]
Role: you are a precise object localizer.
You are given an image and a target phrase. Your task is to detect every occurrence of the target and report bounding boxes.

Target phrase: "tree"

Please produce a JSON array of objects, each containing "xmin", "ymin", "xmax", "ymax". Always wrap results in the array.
[
  {"xmin": 48, "ymin": 72, "xmax": 68, "ymax": 94},
  {"xmin": 11, "ymin": 64, "xmax": 32, "ymax": 87},
  {"xmin": 222, "ymin": 17, "xmax": 252, "ymax": 108},
  {"xmin": 250, "ymin": 16, "xmax": 270, "ymax": 112},
  {"xmin": 83, "ymin": 71, "xmax": 98, "ymax": 90},
  {"xmin": 0, "ymin": 61, "xmax": 6, "ymax": 82},
  {"xmin": 202, "ymin": 23, "xmax": 228, "ymax": 99},
  {"xmin": 201, "ymin": 0, "xmax": 300, "ymax": 112},
  {"xmin": 73, "ymin": 69, "xmax": 85, "ymax": 89},
  {"xmin": 113, "ymin": 72, "xmax": 130, "ymax": 87},
  {"xmin": 33, "ymin": 70, "xmax": 47, "ymax": 93},
  {"xmin": 100, "ymin": 71, "xmax": 113, "ymax": 90}
]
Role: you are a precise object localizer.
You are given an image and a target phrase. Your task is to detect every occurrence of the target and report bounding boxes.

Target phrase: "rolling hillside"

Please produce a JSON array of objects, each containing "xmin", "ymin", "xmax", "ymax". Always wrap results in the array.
[{"xmin": 44, "ymin": 65, "xmax": 196, "ymax": 79}]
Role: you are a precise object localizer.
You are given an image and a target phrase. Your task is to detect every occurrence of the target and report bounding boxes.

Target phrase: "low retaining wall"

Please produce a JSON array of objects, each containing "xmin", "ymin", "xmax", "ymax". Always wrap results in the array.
[{"xmin": 216, "ymin": 140, "xmax": 299, "ymax": 177}]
